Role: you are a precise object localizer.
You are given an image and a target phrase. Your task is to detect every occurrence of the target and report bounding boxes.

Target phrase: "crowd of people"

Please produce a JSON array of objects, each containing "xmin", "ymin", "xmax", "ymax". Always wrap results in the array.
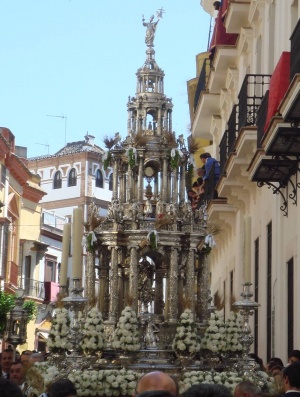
[{"xmin": 1, "ymin": 348, "xmax": 300, "ymax": 397}]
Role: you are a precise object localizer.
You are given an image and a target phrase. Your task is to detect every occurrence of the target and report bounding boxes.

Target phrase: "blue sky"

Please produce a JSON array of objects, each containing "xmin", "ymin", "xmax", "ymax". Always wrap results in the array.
[{"xmin": 0, "ymin": 1, "xmax": 210, "ymax": 158}]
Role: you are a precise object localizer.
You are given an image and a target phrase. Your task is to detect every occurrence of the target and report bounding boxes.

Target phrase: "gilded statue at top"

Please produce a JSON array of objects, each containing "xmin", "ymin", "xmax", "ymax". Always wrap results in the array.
[{"xmin": 142, "ymin": 8, "xmax": 165, "ymax": 47}]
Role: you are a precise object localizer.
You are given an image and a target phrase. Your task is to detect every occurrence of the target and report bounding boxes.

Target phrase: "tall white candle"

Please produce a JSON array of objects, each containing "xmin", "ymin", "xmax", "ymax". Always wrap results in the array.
[
  {"xmin": 60, "ymin": 223, "xmax": 71, "ymax": 286},
  {"xmin": 244, "ymin": 216, "xmax": 251, "ymax": 282},
  {"xmin": 72, "ymin": 207, "xmax": 83, "ymax": 279}
]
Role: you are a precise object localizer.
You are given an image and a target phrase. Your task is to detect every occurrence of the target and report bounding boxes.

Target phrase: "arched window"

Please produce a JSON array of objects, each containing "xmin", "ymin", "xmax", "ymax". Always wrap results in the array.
[
  {"xmin": 68, "ymin": 168, "xmax": 77, "ymax": 187},
  {"xmin": 53, "ymin": 170, "xmax": 62, "ymax": 189},
  {"xmin": 109, "ymin": 173, "xmax": 113, "ymax": 191},
  {"xmin": 95, "ymin": 169, "xmax": 103, "ymax": 188}
]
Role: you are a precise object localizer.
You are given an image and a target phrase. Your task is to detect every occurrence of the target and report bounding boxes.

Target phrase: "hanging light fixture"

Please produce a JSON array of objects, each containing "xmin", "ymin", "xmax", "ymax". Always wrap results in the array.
[{"xmin": 4, "ymin": 288, "xmax": 28, "ymax": 352}]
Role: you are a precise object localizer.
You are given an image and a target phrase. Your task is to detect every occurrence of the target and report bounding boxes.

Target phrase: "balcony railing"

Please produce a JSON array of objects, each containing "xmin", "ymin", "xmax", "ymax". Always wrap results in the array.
[
  {"xmin": 21, "ymin": 278, "xmax": 45, "ymax": 300},
  {"xmin": 219, "ymin": 131, "xmax": 228, "ymax": 176},
  {"xmin": 227, "ymin": 105, "xmax": 238, "ymax": 155},
  {"xmin": 256, "ymin": 90, "xmax": 269, "ymax": 148},
  {"xmin": 238, "ymin": 74, "xmax": 271, "ymax": 131},
  {"xmin": 290, "ymin": 18, "xmax": 300, "ymax": 81},
  {"xmin": 194, "ymin": 58, "xmax": 210, "ymax": 112}
]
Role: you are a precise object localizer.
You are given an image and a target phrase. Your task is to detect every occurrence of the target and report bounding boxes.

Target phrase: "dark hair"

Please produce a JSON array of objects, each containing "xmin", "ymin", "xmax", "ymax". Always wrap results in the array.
[
  {"xmin": 200, "ymin": 152, "xmax": 212, "ymax": 159},
  {"xmin": 0, "ymin": 378, "xmax": 24, "ymax": 397},
  {"xmin": 192, "ymin": 182, "xmax": 198, "ymax": 188},
  {"xmin": 137, "ymin": 391, "xmax": 176, "ymax": 397},
  {"xmin": 269, "ymin": 356, "xmax": 284, "ymax": 367},
  {"xmin": 235, "ymin": 381, "xmax": 261, "ymax": 397},
  {"xmin": 49, "ymin": 379, "xmax": 77, "ymax": 397},
  {"xmin": 3, "ymin": 348, "xmax": 14, "ymax": 354},
  {"xmin": 283, "ymin": 361, "xmax": 300, "ymax": 388},
  {"xmin": 249, "ymin": 353, "xmax": 264, "ymax": 370},
  {"xmin": 182, "ymin": 383, "xmax": 232, "ymax": 397},
  {"xmin": 289, "ymin": 350, "xmax": 300, "ymax": 360}
]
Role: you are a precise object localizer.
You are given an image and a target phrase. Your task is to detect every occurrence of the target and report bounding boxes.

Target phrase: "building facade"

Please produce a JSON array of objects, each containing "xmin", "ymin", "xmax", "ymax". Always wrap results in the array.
[{"xmin": 188, "ymin": 0, "xmax": 300, "ymax": 363}]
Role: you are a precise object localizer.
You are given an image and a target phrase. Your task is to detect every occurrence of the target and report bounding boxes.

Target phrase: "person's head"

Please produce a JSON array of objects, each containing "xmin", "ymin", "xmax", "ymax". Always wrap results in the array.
[
  {"xmin": 20, "ymin": 351, "xmax": 33, "ymax": 370},
  {"xmin": 135, "ymin": 371, "xmax": 178, "ymax": 397},
  {"xmin": 48, "ymin": 379, "xmax": 77, "ymax": 397},
  {"xmin": 268, "ymin": 357, "xmax": 284, "ymax": 367},
  {"xmin": 10, "ymin": 362, "xmax": 25, "ymax": 385},
  {"xmin": 197, "ymin": 168, "xmax": 205, "ymax": 177},
  {"xmin": 137, "ymin": 391, "xmax": 175, "ymax": 397},
  {"xmin": 182, "ymin": 383, "xmax": 232, "ymax": 397},
  {"xmin": 282, "ymin": 361, "xmax": 300, "ymax": 391},
  {"xmin": 188, "ymin": 189, "xmax": 197, "ymax": 198},
  {"xmin": 0, "ymin": 378, "xmax": 24, "ymax": 397},
  {"xmin": 272, "ymin": 365, "xmax": 283, "ymax": 377},
  {"xmin": 234, "ymin": 381, "xmax": 261, "ymax": 397},
  {"xmin": 29, "ymin": 352, "xmax": 44, "ymax": 363},
  {"xmin": 1, "ymin": 348, "xmax": 14, "ymax": 373},
  {"xmin": 248, "ymin": 353, "xmax": 265, "ymax": 371},
  {"xmin": 200, "ymin": 152, "xmax": 212, "ymax": 164},
  {"xmin": 289, "ymin": 350, "xmax": 300, "ymax": 364}
]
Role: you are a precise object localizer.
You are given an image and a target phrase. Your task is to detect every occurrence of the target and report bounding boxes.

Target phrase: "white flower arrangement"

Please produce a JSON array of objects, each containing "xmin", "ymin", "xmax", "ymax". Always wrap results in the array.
[
  {"xmin": 47, "ymin": 307, "xmax": 71, "ymax": 353},
  {"xmin": 179, "ymin": 370, "xmax": 243, "ymax": 394},
  {"xmin": 201, "ymin": 312, "xmax": 226, "ymax": 353},
  {"xmin": 112, "ymin": 306, "xmax": 140, "ymax": 351},
  {"xmin": 26, "ymin": 362, "xmax": 61, "ymax": 396},
  {"xmin": 224, "ymin": 311, "xmax": 243, "ymax": 353},
  {"xmin": 81, "ymin": 307, "xmax": 106, "ymax": 356},
  {"xmin": 172, "ymin": 309, "xmax": 201, "ymax": 357},
  {"xmin": 27, "ymin": 365, "xmax": 141, "ymax": 397}
]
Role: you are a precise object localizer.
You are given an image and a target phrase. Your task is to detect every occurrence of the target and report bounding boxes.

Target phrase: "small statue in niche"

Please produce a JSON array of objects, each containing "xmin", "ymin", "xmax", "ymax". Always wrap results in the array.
[{"xmin": 144, "ymin": 319, "xmax": 160, "ymax": 349}]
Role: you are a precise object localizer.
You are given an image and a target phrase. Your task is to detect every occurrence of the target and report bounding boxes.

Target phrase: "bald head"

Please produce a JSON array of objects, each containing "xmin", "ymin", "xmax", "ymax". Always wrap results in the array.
[{"xmin": 136, "ymin": 371, "xmax": 177, "ymax": 396}]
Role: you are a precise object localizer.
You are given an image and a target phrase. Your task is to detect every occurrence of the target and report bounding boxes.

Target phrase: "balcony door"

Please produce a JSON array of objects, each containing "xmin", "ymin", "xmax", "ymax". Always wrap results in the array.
[{"xmin": 45, "ymin": 259, "xmax": 57, "ymax": 282}]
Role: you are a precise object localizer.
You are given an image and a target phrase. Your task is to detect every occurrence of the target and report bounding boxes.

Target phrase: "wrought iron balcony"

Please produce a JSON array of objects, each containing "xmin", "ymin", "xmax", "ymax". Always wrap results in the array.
[
  {"xmin": 219, "ymin": 131, "xmax": 228, "ymax": 176},
  {"xmin": 238, "ymin": 74, "xmax": 271, "ymax": 131},
  {"xmin": 21, "ymin": 279, "xmax": 45, "ymax": 300},
  {"xmin": 194, "ymin": 58, "xmax": 210, "ymax": 112},
  {"xmin": 256, "ymin": 91, "xmax": 269, "ymax": 148},
  {"xmin": 290, "ymin": 18, "xmax": 300, "ymax": 82},
  {"xmin": 227, "ymin": 104, "xmax": 238, "ymax": 155}
]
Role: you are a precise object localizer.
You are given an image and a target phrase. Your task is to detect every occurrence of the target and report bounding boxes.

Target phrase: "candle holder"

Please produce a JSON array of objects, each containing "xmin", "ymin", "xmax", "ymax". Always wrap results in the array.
[
  {"xmin": 62, "ymin": 278, "xmax": 88, "ymax": 370},
  {"xmin": 232, "ymin": 283, "xmax": 267, "ymax": 389}
]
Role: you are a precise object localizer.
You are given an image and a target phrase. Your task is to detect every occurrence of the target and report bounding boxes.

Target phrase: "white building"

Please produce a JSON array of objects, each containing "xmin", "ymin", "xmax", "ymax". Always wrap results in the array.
[{"xmin": 188, "ymin": 0, "xmax": 300, "ymax": 363}]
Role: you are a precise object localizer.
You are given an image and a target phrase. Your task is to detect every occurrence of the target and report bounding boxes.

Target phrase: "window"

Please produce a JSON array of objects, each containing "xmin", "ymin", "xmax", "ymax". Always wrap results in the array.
[
  {"xmin": 68, "ymin": 168, "xmax": 77, "ymax": 187},
  {"xmin": 109, "ymin": 173, "xmax": 113, "ymax": 191},
  {"xmin": 45, "ymin": 259, "xmax": 57, "ymax": 282},
  {"xmin": 53, "ymin": 170, "xmax": 62, "ymax": 189},
  {"xmin": 1, "ymin": 165, "xmax": 6, "ymax": 185},
  {"xmin": 95, "ymin": 169, "xmax": 103, "ymax": 188}
]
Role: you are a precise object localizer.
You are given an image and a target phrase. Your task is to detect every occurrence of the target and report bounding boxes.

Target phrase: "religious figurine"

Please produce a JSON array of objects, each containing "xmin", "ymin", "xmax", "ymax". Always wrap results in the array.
[
  {"xmin": 144, "ymin": 199, "xmax": 153, "ymax": 217},
  {"xmin": 145, "ymin": 319, "xmax": 160, "ymax": 349},
  {"xmin": 142, "ymin": 14, "xmax": 159, "ymax": 47}
]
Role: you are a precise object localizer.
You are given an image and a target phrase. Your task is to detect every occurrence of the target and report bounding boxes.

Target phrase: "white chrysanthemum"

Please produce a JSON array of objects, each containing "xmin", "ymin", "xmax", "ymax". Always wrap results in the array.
[
  {"xmin": 111, "ymin": 306, "xmax": 140, "ymax": 351},
  {"xmin": 81, "ymin": 307, "xmax": 106, "ymax": 355}
]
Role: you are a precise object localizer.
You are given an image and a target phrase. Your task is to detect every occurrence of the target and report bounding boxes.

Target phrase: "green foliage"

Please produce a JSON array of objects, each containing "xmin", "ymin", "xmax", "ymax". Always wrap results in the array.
[
  {"xmin": 186, "ymin": 163, "xmax": 194, "ymax": 191},
  {"xmin": 170, "ymin": 150, "xmax": 180, "ymax": 170},
  {"xmin": 104, "ymin": 151, "xmax": 112, "ymax": 170},
  {"xmin": 0, "ymin": 291, "xmax": 15, "ymax": 335},
  {"xmin": 128, "ymin": 148, "xmax": 136, "ymax": 169},
  {"xmin": 23, "ymin": 300, "xmax": 37, "ymax": 323},
  {"xmin": 149, "ymin": 232, "xmax": 157, "ymax": 250},
  {"xmin": 86, "ymin": 232, "xmax": 96, "ymax": 253},
  {"xmin": 0, "ymin": 292, "xmax": 37, "ymax": 335}
]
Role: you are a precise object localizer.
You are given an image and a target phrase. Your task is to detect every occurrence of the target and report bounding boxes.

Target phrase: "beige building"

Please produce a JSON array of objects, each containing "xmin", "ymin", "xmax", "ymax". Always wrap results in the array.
[
  {"xmin": 188, "ymin": 0, "xmax": 300, "ymax": 363},
  {"xmin": 0, "ymin": 128, "xmax": 47, "ymax": 350}
]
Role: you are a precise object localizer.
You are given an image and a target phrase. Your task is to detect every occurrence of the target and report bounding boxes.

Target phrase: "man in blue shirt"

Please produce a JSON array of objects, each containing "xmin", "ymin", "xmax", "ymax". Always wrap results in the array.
[{"xmin": 200, "ymin": 152, "xmax": 220, "ymax": 187}]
